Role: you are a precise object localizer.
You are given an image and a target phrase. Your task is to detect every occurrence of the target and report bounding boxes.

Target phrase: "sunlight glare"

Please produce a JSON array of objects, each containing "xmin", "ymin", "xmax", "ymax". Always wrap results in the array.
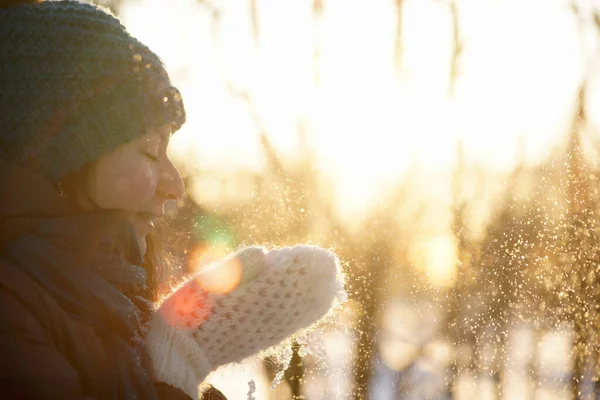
[
  {"xmin": 121, "ymin": 0, "xmax": 584, "ymax": 222},
  {"xmin": 455, "ymin": 0, "xmax": 583, "ymax": 169},
  {"xmin": 409, "ymin": 234, "xmax": 458, "ymax": 288}
]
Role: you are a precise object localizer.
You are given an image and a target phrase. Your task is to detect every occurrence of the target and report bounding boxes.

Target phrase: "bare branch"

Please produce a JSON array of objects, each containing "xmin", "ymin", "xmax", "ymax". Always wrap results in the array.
[
  {"xmin": 312, "ymin": 0, "xmax": 324, "ymax": 86},
  {"xmin": 250, "ymin": 0, "xmax": 260, "ymax": 47},
  {"xmin": 394, "ymin": 0, "xmax": 405, "ymax": 80},
  {"xmin": 448, "ymin": 0, "xmax": 463, "ymax": 96}
]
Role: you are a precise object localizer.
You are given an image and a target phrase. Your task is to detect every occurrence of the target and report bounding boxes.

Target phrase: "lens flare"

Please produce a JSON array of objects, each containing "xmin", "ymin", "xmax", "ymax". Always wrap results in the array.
[
  {"xmin": 158, "ymin": 279, "xmax": 212, "ymax": 329},
  {"xmin": 189, "ymin": 244, "xmax": 243, "ymax": 295}
]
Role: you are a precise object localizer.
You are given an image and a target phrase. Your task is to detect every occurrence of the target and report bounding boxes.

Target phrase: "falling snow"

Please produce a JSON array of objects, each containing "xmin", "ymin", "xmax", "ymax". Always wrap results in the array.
[{"xmin": 110, "ymin": 0, "xmax": 600, "ymax": 398}]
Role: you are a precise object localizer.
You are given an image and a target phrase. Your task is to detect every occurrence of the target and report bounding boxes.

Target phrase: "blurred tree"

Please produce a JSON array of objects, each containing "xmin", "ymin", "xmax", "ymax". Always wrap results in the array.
[
  {"xmin": 558, "ymin": 86, "xmax": 600, "ymax": 399},
  {"xmin": 445, "ymin": 141, "xmax": 478, "ymax": 396},
  {"xmin": 394, "ymin": 0, "xmax": 405, "ymax": 80},
  {"xmin": 447, "ymin": 0, "xmax": 462, "ymax": 96},
  {"xmin": 347, "ymin": 217, "xmax": 393, "ymax": 399},
  {"xmin": 312, "ymin": 0, "xmax": 324, "ymax": 86}
]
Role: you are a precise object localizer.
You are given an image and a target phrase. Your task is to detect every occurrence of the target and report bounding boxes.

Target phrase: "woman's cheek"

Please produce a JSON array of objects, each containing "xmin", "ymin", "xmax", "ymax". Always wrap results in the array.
[
  {"xmin": 109, "ymin": 158, "xmax": 159, "ymax": 205},
  {"xmin": 125, "ymin": 159, "xmax": 159, "ymax": 200}
]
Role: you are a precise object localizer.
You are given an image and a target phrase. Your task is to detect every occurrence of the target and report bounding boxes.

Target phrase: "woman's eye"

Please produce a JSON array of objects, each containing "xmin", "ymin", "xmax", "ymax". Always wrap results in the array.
[{"xmin": 143, "ymin": 152, "xmax": 159, "ymax": 162}]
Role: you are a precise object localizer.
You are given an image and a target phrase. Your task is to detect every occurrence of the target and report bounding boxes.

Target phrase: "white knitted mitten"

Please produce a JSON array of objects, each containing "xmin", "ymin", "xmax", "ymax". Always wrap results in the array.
[{"xmin": 146, "ymin": 245, "xmax": 344, "ymax": 399}]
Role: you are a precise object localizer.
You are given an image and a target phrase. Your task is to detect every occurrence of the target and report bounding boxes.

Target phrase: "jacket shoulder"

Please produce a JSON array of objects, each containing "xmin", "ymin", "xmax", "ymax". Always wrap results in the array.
[
  {"xmin": 0, "ymin": 259, "xmax": 70, "ymax": 337},
  {"xmin": 0, "ymin": 272, "xmax": 88, "ymax": 398}
]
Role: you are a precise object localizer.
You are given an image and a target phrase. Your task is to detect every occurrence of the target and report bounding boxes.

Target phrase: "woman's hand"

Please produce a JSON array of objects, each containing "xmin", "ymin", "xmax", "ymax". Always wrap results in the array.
[{"xmin": 146, "ymin": 245, "xmax": 345, "ymax": 400}]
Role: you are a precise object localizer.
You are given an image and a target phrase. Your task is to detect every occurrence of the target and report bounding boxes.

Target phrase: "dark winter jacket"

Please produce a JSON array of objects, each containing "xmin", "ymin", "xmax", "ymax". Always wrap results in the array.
[{"xmin": 0, "ymin": 160, "xmax": 227, "ymax": 400}]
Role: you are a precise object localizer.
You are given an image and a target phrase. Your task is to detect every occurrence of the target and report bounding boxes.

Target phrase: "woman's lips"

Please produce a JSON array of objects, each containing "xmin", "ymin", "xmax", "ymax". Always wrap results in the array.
[{"xmin": 133, "ymin": 213, "xmax": 155, "ymax": 235}]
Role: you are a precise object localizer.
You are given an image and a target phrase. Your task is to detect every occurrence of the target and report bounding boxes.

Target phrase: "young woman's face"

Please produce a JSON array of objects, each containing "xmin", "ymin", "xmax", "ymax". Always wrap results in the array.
[{"xmin": 83, "ymin": 124, "xmax": 184, "ymax": 256}]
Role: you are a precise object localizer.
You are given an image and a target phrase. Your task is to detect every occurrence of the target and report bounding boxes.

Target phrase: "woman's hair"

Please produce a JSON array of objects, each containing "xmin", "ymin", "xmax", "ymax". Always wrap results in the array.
[{"xmin": 145, "ymin": 224, "xmax": 176, "ymax": 302}]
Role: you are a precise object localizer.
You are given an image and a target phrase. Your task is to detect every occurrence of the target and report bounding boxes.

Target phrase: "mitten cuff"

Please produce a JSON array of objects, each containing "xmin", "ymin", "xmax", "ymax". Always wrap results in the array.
[{"xmin": 146, "ymin": 314, "xmax": 212, "ymax": 400}]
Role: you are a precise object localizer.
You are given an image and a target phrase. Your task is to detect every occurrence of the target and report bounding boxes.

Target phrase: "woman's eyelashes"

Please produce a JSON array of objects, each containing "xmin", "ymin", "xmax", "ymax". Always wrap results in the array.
[{"xmin": 143, "ymin": 151, "xmax": 160, "ymax": 162}]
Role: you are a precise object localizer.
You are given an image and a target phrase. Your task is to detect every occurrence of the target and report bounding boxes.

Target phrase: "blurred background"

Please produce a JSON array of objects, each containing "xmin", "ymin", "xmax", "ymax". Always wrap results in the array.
[{"xmin": 99, "ymin": 0, "xmax": 600, "ymax": 398}]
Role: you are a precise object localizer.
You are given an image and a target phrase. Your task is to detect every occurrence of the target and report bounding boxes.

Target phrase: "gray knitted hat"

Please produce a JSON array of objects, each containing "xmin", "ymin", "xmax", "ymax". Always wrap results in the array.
[{"xmin": 0, "ymin": 0, "xmax": 186, "ymax": 182}]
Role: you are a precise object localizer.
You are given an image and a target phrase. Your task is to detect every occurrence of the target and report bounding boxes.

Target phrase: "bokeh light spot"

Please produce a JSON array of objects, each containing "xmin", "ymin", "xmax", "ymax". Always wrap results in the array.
[{"xmin": 190, "ymin": 243, "xmax": 243, "ymax": 295}]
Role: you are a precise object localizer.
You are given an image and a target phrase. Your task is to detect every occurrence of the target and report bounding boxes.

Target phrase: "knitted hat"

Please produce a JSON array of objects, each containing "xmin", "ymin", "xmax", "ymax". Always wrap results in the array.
[{"xmin": 0, "ymin": 0, "xmax": 186, "ymax": 182}]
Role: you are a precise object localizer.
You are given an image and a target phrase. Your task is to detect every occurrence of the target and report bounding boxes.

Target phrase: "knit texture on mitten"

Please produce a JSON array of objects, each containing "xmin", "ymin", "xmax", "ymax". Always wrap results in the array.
[{"xmin": 146, "ymin": 245, "xmax": 345, "ymax": 399}]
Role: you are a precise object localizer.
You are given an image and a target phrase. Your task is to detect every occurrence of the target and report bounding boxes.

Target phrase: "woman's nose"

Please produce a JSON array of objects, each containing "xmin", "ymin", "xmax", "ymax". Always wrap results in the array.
[{"xmin": 158, "ymin": 160, "xmax": 184, "ymax": 201}]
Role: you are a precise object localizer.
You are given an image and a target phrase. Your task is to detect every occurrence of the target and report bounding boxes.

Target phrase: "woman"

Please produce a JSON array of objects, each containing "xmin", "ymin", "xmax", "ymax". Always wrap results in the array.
[{"xmin": 0, "ymin": 1, "xmax": 344, "ymax": 399}]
